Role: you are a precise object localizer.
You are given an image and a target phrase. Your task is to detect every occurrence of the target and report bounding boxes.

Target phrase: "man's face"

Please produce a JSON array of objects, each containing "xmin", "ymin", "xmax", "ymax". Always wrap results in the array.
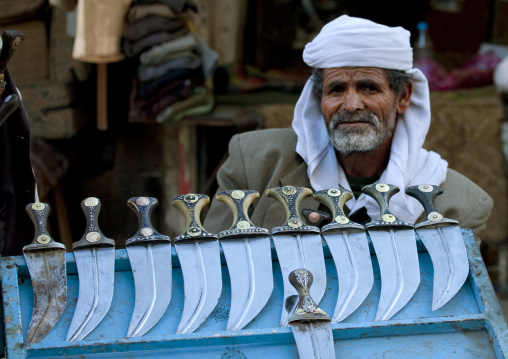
[{"xmin": 320, "ymin": 67, "xmax": 402, "ymax": 154}]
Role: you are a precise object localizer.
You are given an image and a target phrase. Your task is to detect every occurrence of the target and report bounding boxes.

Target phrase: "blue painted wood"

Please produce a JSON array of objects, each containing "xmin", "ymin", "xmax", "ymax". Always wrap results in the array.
[{"xmin": 1, "ymin": 230, "xmax": 506, "ymax": 358}]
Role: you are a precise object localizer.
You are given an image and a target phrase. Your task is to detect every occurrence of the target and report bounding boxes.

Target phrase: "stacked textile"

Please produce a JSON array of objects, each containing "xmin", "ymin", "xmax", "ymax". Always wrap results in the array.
[{"xmin": 122, "ymin": 0, "xmax": 216, "ymax": 123}]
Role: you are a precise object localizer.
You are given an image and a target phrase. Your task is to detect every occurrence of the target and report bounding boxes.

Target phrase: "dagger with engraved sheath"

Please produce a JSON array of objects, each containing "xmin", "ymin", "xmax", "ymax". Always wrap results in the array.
[
  {"xmin": 314, "ymin": 187, "xmax": 374, "ymax": 322},
  {"xmin": 67, "ymin": 197, "xmax": 116, "ymax": 341},
  {"xmin": 172, "ymin": 193, "xmax": 222, "ymax": 334},
  {"xmin": 125, "ymin": 196, "xmax": 172, "ymax": 338},
  {"xmin": 267, "ymin": 185, "xmax": 327, "ymax": 327},
  {"xmin": 23, "ymin": 202, "xmax": 67, "ymax": 343},
  {"xmin": 363, "ymin": 183, "xmax": 420, "ymax": 321},
  {"xmin": 406, "ymin": 184, "xmax": 469, "ymax": 310},
  {"xmin": 216, "ymin": 189, "xmax": 273, "ymax": 331}
]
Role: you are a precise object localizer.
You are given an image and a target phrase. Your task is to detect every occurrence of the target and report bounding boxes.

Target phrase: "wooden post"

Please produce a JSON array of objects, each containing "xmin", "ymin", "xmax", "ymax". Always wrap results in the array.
[{"xmin": 96, "ymin": 63, "xmax": 108, "ymax": 131}]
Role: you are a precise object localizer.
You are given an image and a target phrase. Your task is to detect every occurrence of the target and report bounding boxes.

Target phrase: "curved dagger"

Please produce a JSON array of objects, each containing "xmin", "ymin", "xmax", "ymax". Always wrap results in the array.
[
  {"xmin": 217, "ymin": 190, "xmax": 273, "ymax": 331},
  {"xmin": 67, "ymin": 197, "xmax": 115, "ymax": 341},
  {"xmin": 314, "ymin": 187, "xmax": 373, "ymax": 323},
  {"xmin": 125, "ymin": 196, "xmax": 172, "ymax": 338},
  {"xmin": 267, "ymin": 186, "xmax": 326, "ymax": 327},
  {"xmin": 23, "ymin": 203, "xmax": 67, "ymax": 343},
  {"xmin": 406, "ymin": 185, "xmax": 469, "ymax": 310},
  {"xmin": 363, "ymin": 184, "xmax": 420, "ymax": 321},
  {"xmin": 288, "ymin": 268, "xmax": 336, "ymax": 359},
  {"xmin": 173, "ymin": 193, "xmax": 221, "ymax": 334}
]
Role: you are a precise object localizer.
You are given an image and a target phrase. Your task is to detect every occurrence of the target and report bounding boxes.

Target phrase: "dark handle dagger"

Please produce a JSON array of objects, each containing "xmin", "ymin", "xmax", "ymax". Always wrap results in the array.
[
  {"xmin": 288, "ymin": 268, "xmax": 331, "ymax": 323},
  {"xmin": 216, "ymin": 189, "xmax": 269, "ymax": 239},
  {"xmin": 314, "ymin": 186, "xmax": 364, "ymax": 232},
  {"xmin": 0, "ymin": 30, "xmax": 24, "ymax": 94},
  {"xmin": 405, "ymin": 185, "xmax": 458, "ymax": 228},
  {"xmin": 24, "ymin": 203, "xmax": 65, "ymax": 251},
  {"xmin": 125, "ymin": 196, "xmax": 171, "ymax": 246},
  {"xmin": 266, "ymin": 185, "xmax": 320, "ymax": 234},
  {"xmin": 73, "ymin": 197, "xmax": 115, "ymax": 250},
  {"xmin": 173, "ymin": 193, "xmax": 218, "ymax": 242},
  {"xmin": 362, "ymin": 183, "xmax": 413, "ymax": 229}
]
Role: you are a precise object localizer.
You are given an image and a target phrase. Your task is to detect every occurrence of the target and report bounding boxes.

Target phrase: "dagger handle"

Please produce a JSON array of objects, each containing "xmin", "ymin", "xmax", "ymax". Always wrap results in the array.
[
  {"xmin": 0, "ymin": 30, "xmax": 24, "ymax": 91},
  {"xmin": 125, "ymin": 196, "xmax": 171, "ymax": 246},
  {"xmin": 172, "ymin": 193, "xmax": 218, "ymax": 242},
  {"xmin": 362, "ymin": 183, "xmax": 413, "ymax": 228},
  {"xmin": 405, "ymin": 185, "xmax": 458, "ymax": 226},
  {"xmin": 314, "ymin": 187, "xmax": 364, "ymax": 232},
  {"xmin": 24, "ymin": 203, "xmax": 65, "ymax": 250},
  {"xmin": 216, "ymin": 190, "xmax": 269, "ymax": 239},
  {"xmin": 73, "ymin": 197, "xmax": 115, "ymax": 250},
  {"xmin": 288, "ymin": 268, "xmax": 330, "ymax": 323},
  {"xmin": 266, "ymin": 186, "xmax": 319, "ymax": 234}
]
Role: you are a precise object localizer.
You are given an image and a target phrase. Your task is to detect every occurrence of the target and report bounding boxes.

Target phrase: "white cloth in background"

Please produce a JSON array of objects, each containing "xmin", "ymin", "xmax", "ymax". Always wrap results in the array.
[{"xmin": 292, "ymin": 15, "xmax": 448, "ymax": 223}]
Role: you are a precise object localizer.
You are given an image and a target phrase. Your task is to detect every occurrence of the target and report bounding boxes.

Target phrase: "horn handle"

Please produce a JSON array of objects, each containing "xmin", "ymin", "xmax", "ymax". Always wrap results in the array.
[
  {"xmin": 405, "ymin": 185, "xmax": 458, "ymax": 227},
  {"xmin": 125, "ymin": 196, "xmax": 171, "ymax": 246},
  {"xmin": 216, "ymin": 190, "xmax": 269, "ymax": 240},
  {"xmin": 24, "ymin": 203, "xmax": 65, "ymax": 251},
  {"xmin": 288, "ymin": 268, "xmax": 330, "ymax": 323},
  {"xmin": 73, "ymin": 197, "xmax": 115, "ymax": 249},
  {"xmin": 363, "ymin": 183, "xmax": 413, "ymax": 229},
  {"xmin": 314, "ymin": 186, "xmax": 364, "ymax": 232},
  {"xmin": 267, "ymin": 186, "xmax": 319, "ymax": 234},
  {"xmin": 173, "ymin": 193, "xmax": 218, "ymax": 243}
]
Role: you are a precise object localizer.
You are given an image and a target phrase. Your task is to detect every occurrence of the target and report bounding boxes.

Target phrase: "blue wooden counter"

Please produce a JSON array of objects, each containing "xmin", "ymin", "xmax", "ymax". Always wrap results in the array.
[{"xmin": 1, "ymin": 229, "xmax": 507, "ymax": 358}]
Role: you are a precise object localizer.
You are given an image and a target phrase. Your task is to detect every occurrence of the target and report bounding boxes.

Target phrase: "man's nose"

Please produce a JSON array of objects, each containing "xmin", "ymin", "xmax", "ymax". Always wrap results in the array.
[{"xmin": 342, "ymin": 90, "xmax": 364, "ymax": 112}]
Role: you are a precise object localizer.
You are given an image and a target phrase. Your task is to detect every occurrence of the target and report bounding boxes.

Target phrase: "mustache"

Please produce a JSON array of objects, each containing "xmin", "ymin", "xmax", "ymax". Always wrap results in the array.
[{"xmin": 330, "ymin": 111, "xmax": 379, "ymax": 128}]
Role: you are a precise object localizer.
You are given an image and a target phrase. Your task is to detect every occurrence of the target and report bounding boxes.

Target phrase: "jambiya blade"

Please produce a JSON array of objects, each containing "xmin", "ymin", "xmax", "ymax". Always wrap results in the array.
[
  {"xmin": 406, "ymin": 185, "xmax": 469, "ymax": 310},
  {"xmin": 267, "ymin": 186, "xmax": 327, "ymax": 327},
  {"xmin": 288, "ymin": 268, "xmax": 336, "ymax": 359},
  {"xmin": 23, "ymin": 203, "xmax": 67, "ymax": 344},
  {"xmin": 216, "ymin": 190, "xmax": 273, "ymax": 331},
  {"xmin": 363, "ymin": 183, "xmax": 420, "ymax": 321},
  {"xmin": 314, "ymin": 187, "xmax": 374, "ymax": 323},
  {"xmin": 172, "ymin": 193, "xmax": 222, "ymax": 334},
  {"xmin": 125, "ymin": 196, "xmax": 172, "ymax": 338},
  {"xmin": 67, "ymin": 197, "xmax": 115, "ymax": 342}
]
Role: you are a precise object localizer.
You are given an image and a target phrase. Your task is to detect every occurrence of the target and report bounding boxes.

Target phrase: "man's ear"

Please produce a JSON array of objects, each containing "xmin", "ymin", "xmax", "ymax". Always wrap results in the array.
[{"xmin": 396, "ymin": 81, "xmax": 413, "ymax": 115}]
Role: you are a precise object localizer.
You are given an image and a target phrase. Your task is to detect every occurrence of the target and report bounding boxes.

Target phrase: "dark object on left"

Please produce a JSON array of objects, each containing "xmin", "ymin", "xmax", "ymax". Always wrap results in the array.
[{"xmin": 0, "ymin": 29, "xmax": 37, "ymax": 256}]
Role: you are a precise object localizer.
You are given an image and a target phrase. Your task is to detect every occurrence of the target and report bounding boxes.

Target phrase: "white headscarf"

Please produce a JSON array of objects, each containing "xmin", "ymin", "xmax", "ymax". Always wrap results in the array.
[{"xmin": 293, "ymin": 15, "xmax": 448, "ymax": 223}]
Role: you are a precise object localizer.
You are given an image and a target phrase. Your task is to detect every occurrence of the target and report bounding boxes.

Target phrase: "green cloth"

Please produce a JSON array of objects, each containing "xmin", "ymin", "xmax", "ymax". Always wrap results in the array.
[{"xmin": 345, "ymin": 174, "xmax": 380, "ymax": 199}]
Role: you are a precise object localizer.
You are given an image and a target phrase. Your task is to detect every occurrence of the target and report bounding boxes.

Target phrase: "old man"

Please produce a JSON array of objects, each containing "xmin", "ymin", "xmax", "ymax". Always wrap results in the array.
[{"xmin": 203, "ymin": 15, "xmax": 492, "ymax": 236}]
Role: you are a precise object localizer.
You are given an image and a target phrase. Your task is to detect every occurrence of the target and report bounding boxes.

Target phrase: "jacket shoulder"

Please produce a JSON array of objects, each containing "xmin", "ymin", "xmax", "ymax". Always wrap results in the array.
[{"xmin": 234, "ymin": 128, "xmax": 297, "ymax": 152}]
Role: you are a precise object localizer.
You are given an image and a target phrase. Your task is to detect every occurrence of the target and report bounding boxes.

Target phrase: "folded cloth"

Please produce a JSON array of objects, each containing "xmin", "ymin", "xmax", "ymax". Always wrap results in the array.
[
  {"xmin": 135, "ymin": 67, "xmax": 203, "ymax": 100},
  {"xmin": 123, "ymin": 16, "xmax": 186, "ymax": 41},
  {"xmin": 127, "ymin": 3, "xmax": 181, "ymax": 22},
  {"xmin": 293, "ymin": 15, "xmax": 448, "ymax": 223},
  {"xmin": 122, "ymin": 27, "xmax": 189, "ymax": 58},
  {"xmin": 155, "ymin": 88, "xmax": 215, "ymax": 123},
  {"xmin": 138, "ymin": 54, "xmax": 201, "ymax": 82},
  {"xmin": 139, "ymin": 80, "xmax": 200, "ymax": 118},
  {"xmin": 139, "ymin": 33, "xmax": 198, "ymax": 65},
  {"xmin": 133, "ymin": 0, "xmax": 197, "ymax": 14}
]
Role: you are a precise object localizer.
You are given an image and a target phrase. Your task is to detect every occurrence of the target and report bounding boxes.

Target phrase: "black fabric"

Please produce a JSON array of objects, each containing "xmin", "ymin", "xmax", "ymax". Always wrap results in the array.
[{"xmin": 0, "ymin": 67, "xmax": 36, "ymax": 256}]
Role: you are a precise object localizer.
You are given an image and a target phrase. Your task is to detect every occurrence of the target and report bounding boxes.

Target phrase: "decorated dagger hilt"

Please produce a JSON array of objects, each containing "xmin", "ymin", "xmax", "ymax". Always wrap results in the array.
[
  {"xmin": 314, "ymin": 186, "xmax": 364, "ymax": 233},
  {"xmin": 288, "ymin": 268, "xmax": 331, "ymax": 323},
  {"xmin": 24, "ymin": 203, "xmax": 65, "ymax": 252},
  {"xmin": 405, "ymin": 185, "xmax": 458, "ymax": 229},
  {"xmin": 125, "ymin": 196, "xmax": 171, "ymax": 246},
  {"xmin": 362, "ymin": 183, "xmax": 413, "ymax": 229},
  {"xmin": 0, "ymin": 30, "xmax": 24, "ymax": 94},
  {"xmin": 267, "ymin": 185, "xmax": 320, "ymax": 235},
  {"xmin": 73, "ymin": 197, "xmax": 115, "ymax": 250},
  {"xmin": 173, "ymin": 193, "xmax": 218, "ymax": 243},
  {"xmin": 216, "ymin": 190, "xmax": 269, "ymax": 240}
]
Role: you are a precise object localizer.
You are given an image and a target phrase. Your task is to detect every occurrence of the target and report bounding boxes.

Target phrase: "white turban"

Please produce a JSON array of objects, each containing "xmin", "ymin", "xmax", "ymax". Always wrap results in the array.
[{"xmin": 292, "ymin": 15, "xmax": 448, "ymax": 223}]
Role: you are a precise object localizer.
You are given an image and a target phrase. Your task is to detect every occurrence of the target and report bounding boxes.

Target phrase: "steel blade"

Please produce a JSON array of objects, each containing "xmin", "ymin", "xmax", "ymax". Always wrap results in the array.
[
  {"xmin": 273, "ymin": 233, "xmax": 326, "ymax": 327},
  {"xmin": 24, "ymin": 249, "xmax": 67, "ymax": 343},
  {"xmin": 67, "ymin": 247, "xmax": 115, "ymax": 341},
  {"xmin": 417, "ymin": 225, "xmax": 469, "ymax": 310},
  {"xmin": 222, "ymin": 235, "xmax": 273, "ymax": 331},
  {"xmin": 324, "ymin": 231, "xmax": 374, "ymax": 322},
  {"xmin": 126, "ymin": 243, "xmax": 172, "ymax": 337},
  {"xmin": 175, "ymin": 240, "xmax": 222, "ymax": 334},
  {"xmin": 290, "ymin": 321, "xmax": 335, "ymax": 359},
  {"xmin": 370, "ymin": 228, "xmax": 420, "ymax": 321}
]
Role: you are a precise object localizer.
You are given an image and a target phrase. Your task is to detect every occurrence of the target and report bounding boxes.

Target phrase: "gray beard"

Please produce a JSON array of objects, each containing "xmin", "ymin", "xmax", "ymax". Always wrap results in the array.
[{"xmin": 328, "ymin": 109, "xmax": 397, "ymax": 154}]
